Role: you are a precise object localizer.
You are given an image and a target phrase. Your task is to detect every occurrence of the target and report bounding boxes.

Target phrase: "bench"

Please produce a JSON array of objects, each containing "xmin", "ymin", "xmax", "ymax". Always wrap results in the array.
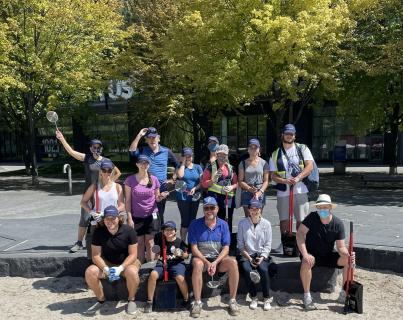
[{"xmin": 361, "ymin": 174, "xmax": 403, "ymax": 186}]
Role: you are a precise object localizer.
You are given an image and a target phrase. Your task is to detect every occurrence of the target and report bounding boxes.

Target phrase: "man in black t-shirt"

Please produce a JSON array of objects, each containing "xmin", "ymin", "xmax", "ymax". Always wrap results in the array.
[
  {"xmin": 144, "ymin": 221, "xmax": 189, "ymax": 313},
  {"xmin": 84, "ymin": 206, "xmax": 141, "ymax": 316},
  {"xmin": 296, "ymin": 194, "xmax": 355, "ymax": 311}
]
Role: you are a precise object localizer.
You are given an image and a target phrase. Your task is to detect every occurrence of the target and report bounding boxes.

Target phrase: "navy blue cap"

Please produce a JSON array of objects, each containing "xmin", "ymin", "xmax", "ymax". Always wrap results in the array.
[
  {"xmin": 100, "ymin": 158, "xmax": 114, "ymax": 170},
  {"xmin": 203, "ymin": 196, "xmax": 218, "ymax": 206},
  {"xmin": 162, "ymin": 220, "xmax": 176, "ymax": 230},
  {"xmin": 208, "ymin": 136, "xmax": 219, "ymax": 144},
  {"xmin": 104, "ymin": 205, "xmax": 119, "ymax": 218},
  {"xmin": 249, "ymin": 198, "xmax": 263, "ymax": 208},
  {"xmin": 90, "ymin": 139, "xmax": 103, "ymax": 146},
  {"xmin": 145, "ymin": 127, "xmax": 158, "ymax": 138},
  {"xmin": 136, "ymin": 154, "xmax": 151, "ymax": 164},
  {"xmin": 283, "ymin": 124, "xmax": 296, "ymax": 134},
  {"xmin": 248, "ymin": 138, "xmax": 260, "ymax": 148},
  {"xmin": 182, "ymin": 147, "xmax": 193, "ymax": 156}
]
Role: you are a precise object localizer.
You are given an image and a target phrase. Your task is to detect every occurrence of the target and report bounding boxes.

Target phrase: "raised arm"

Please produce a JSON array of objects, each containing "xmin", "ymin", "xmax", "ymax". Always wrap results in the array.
[
  {"xmin": 55, "ymin": 129, "xmax": 85, "ymax": 161},
  {"xmin": 129, "ymin": 128, "xmax": 148, "ymax": 152}
]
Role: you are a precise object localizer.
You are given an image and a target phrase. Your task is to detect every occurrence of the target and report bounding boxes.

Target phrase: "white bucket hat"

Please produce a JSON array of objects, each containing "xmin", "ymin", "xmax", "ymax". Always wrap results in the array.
[
  {"xmin": 216, "ymin": 144, "xmax": 229, "ymax": 155},
  {"xmin": 313, "ymin": 194, "xmax": 337, "ymax": 209}
]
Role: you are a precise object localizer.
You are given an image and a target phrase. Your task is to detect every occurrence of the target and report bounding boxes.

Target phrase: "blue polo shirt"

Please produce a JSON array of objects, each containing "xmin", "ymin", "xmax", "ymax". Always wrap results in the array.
[
  {"xmin": 131, "ymin": 145, "xmax": 179, "ymax": 189},
  {"xmin": 188, "ymin": 217, "xmax": 231, "ymax": 259}
]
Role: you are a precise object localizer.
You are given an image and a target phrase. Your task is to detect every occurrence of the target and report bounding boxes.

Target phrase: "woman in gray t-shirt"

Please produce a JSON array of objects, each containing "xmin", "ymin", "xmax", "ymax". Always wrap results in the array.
[{"xmin": 238, "ymin": 138, "xmax": 270, "ymax": 217}]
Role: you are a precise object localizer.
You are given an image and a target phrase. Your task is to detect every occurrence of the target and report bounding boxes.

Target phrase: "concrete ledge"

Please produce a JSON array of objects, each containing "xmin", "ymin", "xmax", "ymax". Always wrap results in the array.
[{"xmin": 355, "ymin": 247, "xmax": 403, "ymax": 273}]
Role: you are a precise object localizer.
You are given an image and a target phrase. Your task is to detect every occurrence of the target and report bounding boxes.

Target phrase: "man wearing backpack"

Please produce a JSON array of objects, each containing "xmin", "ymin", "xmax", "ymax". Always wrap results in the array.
[{"xmin": 269, "ymin": 124, "xmax": 314, "ymax": 252}]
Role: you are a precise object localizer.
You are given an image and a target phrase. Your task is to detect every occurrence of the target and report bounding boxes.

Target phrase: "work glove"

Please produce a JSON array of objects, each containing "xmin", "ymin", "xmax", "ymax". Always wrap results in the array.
[
  {"xmin": 108, "ymin": 265, "xmax": 124, "ymax": 282},
  {"xmin": 91, "ymin": 211, "xmax": 104, "ymax": 222},
  {"xmin": 222, "ymin": 185, "xmax": 232, "ymax": 193}
]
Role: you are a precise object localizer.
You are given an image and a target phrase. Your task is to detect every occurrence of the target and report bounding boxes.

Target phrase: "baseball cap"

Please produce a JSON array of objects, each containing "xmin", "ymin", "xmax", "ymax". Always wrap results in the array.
[
  {"xmin": 249, "ymin": 198, "xmax": 263, "ymax": 208},
  {"xmin": 136, "ymin": 154, "xmax": 151, "ymax": 164},
  {"xmin": 182, "ymin": 147, "xmax": 193, "ymax": 156},
  {"xmin": 203, "ymin": 196, "xmax": 218, "ymax": 206},
  {"xmin": 103, "ymin": 205, "xmax": 119, "ymax": 218},
  {"xmin": 208, "ymin": 136, "xmax": 219, "ymax": 144},
  {"xmin": 283, "ymin": 124, "xmax": 296, "ymax": 134},
  {"xmin": 162, "ymin": 220, "xmax": 176, "ymax": 230},
  {"xmin": 145, "ymin": 127, "xmax": 158, "ymax": 138},
  {"xmin": 248, "ymin": 138, "xmax": 260, "ymax": 148},
  {"xmin": 90, "ymin": 139, "xmax": 103, "ymax": 146},
  {"xmin": 100, "ymin": 158, "xmax": 114, "ymax": 170}
]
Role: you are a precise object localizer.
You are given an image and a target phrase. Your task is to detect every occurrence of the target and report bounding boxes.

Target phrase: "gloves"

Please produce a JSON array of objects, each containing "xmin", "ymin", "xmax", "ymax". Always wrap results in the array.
[
  {"xmin": 91, "ymin": 211, "xmax": 104, "ymax": 222},
  {"xmin": 102, "ymin": 266, "xmax": 110, "ymax": 277},
  {"xmin": 223, "ymin": 185, "xmax": 232, "ymax": 193},
  {"xmin": 108, "ymin": 265, "xmax": 124, "ymax": 282},
  {"xmin": 174, "ymin": 248, "xmax": 183, "ymax": 257}
]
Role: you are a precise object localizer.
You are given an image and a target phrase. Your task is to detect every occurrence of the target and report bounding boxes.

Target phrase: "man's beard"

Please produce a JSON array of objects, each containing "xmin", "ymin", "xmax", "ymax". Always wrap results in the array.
[{"xmin": 282, "ymin": 138, "xmax": 294, "ymax": 145}]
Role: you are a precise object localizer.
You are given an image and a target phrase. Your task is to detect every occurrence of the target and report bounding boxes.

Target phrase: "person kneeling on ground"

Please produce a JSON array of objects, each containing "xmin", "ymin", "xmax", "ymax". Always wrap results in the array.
[
  {"xmin": 297, "ymin": 194, "xmax": 355, "ymax": 311},
  {"xmin": 188, "ymin": 196, "xmax": 240, "ymax": 318},
  {"xmin": 84, "ymin": 205, "xmax": 141, "ymax": 315},
  {"xmin": 144, "ymin": 220, "xmax": 190, "ymax": 313},
  {"xmin": 237, "ymin": 198, "xmax": 273, "ymax": 310}
]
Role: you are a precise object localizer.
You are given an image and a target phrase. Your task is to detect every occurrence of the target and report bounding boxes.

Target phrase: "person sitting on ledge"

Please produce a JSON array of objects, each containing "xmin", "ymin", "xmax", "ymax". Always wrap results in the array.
[
  {"xmin": 297, "ymin": 194, "xmax": 355, "ymax": 311},
  {"xmin": 84, "ymin": 205, "xmax": 141, "ymax": 316}
]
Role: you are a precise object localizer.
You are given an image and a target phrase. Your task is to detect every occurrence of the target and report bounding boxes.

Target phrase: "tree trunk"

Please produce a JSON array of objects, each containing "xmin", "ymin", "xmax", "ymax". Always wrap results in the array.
[
  {"xmin": 388, "ymin": 103, "xmax": 400, "ymax": 175},
  {"xmin": 28, "ymin": 103, "xmax": 38, "ymax": 184}
]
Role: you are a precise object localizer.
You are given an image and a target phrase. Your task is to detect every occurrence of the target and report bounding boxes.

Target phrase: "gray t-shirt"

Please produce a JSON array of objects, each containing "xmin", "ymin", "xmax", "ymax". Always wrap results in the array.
[
  {"xmin": 238, "ymin": 157, "xmax": 269, "ymax": 188},
  {"xmin": 84, "ymin": 154, "xmax": 109, "ymax": 190}
]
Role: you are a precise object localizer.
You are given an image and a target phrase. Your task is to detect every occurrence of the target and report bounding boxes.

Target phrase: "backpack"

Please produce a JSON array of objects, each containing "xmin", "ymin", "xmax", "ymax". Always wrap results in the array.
[{"xmin": 296, "ymin": 144, "xmax": 320, "ymax": 197}]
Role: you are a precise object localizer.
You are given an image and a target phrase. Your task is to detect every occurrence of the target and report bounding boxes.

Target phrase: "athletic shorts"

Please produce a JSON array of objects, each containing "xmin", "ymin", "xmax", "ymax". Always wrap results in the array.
[
  {"xmin": 153, "ymin": 260, "xmax": 186, "ymax": 279},
  {"xmin": 300, "ymin": 251, "xmax": 344, "ymax": 269},
  {"xmin": 277, "ymin": 193, "xmax": 309, "ymax": 222},
  {"xmin": 133, "ymin": 214, "xmax": 160, "ymax": 236},
  {"xmin": 79, "ymin": 198, "xmax": 94, "ymax": 227}
]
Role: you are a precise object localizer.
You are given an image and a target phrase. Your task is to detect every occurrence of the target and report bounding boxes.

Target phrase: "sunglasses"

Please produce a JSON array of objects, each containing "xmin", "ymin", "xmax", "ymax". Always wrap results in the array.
[
  {"xmin": 102, "ymin": 169, "xmax": 112, "ymax": 173},
  {"xmin": 203, "ymin": 206, "xmax": 216, "ymax": 211}
]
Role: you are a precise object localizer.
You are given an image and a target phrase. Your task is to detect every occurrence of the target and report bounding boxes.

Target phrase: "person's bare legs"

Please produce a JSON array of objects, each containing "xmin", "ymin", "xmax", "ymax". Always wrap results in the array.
[
  {"xmin": 300, "ymin": 259, "xmax": 313, "ymax": 294},
  {"xmin": 175, "ymin": 275, "xmax": 189, "ymax": 300},
  {"xmin": 147, "ymin": 270, "xmax": 159, "ymax": 301},
  {"xmin": 124, "ymin": 264, "xmax": 140, "ymax": 301},
  {"xmin": 180, "ymin": 227, "xmax": 188, "ymax": 243},
  {"xmin": 78, "ymin": 226, "xmax": 86, "ymax": 242},
  {"xmin": 145, "ymin": 234, "xmax": 155, "ymax": 262},
  {"xmin": 137, "ymin": 236, "xmax": 145, "ymax": 263},
  {"xmin": 191, "ymin": 258, "xmax": 204, "ymax": 301},
  {"xmin": 85, "ymin": 265, "xmax": 105, "ymax": 301},
  {"xmin": 218, "ymin": 256, "xmax": 239, "ymax": 300}
]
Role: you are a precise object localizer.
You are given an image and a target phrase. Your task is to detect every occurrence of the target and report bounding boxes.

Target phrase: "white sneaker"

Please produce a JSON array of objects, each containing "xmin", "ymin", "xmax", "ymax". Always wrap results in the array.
[
  {"xmin": 337, "ymin": 290, "xmax": 346, "ymax": 303},
  {"xmin": 263, "ymin": 297, "xmax": 272, "ymax": 311},
  {"xmin": 249, "ymin": 297, "xmax": 258, "ymax": 310}
]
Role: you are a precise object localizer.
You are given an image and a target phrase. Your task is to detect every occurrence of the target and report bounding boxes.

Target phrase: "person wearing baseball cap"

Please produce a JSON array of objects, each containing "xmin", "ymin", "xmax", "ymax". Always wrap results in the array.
[
  {"xmin": 187, "ymin": 196, "xmax": 240, "ymax": 317},
  {"xmin": 176, "ymin": 147, "xmax": 203, "ymax": 241},
  {"xmin": 84, "ymin": 205, "xmax": 141, "ymax": 316},
  {"xmin": 297, "ymin": 194, "xmax": 354, "ymax": 311},
  {"xmin": 55, "ymin": 129, "xmax": 121, "ymax": 254},
  {"xmin": 238, "ymin": 138, "xmax": 270, "ymax": 217},
  {"xmin": 201, "ymin": 144, "xmax": 238, "ymax": 232},
  {"xmin": 268, "ymin": 124, "xmax": 314, "ymax": 253},
  {"xmin": 129, "ymin": 126, "xmax": 179, "ymax": 224},
  {"xmin": 237, "ymin": 198, "xmax": 273, "ymax": 310},
  {"xmin": 144, "ymin": 219, "xmax": 190, "ymax": 312}
]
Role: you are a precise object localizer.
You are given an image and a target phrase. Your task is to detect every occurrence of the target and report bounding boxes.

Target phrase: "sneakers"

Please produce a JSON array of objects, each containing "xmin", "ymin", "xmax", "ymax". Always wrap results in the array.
[
  {"xmin": 144, "ymin": 301, "xmax": 153, "ymax": 313},
  {"xmin": 70, "ymin": 241, "xmax": 83, "ymax": 253},
  {"xmin": 228, "ymin": 299, "xmax": 240, "ymax": 316},
  {"xmin": 126, "ymin": 300, "xmax": 137, "ymax": 315},
  {"xmin": 337, "ymin": 290, "xmax": 346, "ymax": 303},
  {"xmin": 303, "ymin": 298, "xmax": 317, "ymax": 311},
  {"xmin": 190, "ymin": 301, "xmax": 203, "ymax": 318},
  {"xmin": 83, "ymin": 300, "xmax": 104, "ymax": 315},
  {"xmin": 263, "ymin": 297, "xmax": 272, "ymax": 311},
  {"xmin": 249, "ymin": 297, "xmax": 258, "ymax": 310}
]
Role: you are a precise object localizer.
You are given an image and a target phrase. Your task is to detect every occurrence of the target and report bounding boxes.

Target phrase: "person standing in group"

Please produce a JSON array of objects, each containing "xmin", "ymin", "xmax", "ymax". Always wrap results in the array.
[
  {"xmin": 201, "ymin": 144, "xmax": 238, "ymax": 233},
  {"xmin": 129, "ymin": 127, "xmax": 179, "ymax": 224},
  {"xmin": 55, "ymin": 129, "xmax": 121, "ymax": 253},
  {"xmin": 237, "ymin": 198, "xmax": 273, "ymax": 310},
  {"xmin": 124, "ymin": 155, "xmax": 169, "ymax": 263},
  {"xmin": 201, "ymin": 136, "xmax": 220, "ymax": 167},
  {"xmin": 238, "ymin": 138, "xmax": 270, "ymax": 217},
  {"xmin": 268, "ymin": 124, "xmax": 314, "ymax": 252},
  {"xmin": 80, "ymin": 159, "xmax": 125, "ymax": 225},
  {"xmin": 176, "ymin": 147, "xmax": 203, "ymax": 242}
]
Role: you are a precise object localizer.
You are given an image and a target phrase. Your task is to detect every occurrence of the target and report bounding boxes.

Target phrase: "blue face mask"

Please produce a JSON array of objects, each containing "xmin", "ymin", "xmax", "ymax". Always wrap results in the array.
[
  {"xmin": 208, "ymin": 143, "xmax": 217, "ymax": 152},
  {"xmin": 318, "ymin": 209, "xmax": 330, "ymax": 218}
]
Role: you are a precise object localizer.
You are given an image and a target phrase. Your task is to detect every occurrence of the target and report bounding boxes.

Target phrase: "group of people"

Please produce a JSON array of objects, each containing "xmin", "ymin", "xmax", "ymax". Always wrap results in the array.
[{"xmin": 55, "ymin": 124, "xmax": 355, "ymax": 316}]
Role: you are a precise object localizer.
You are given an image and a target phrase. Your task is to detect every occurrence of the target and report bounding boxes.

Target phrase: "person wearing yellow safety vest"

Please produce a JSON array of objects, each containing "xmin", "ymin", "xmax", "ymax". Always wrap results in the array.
[
  {"xmin": 201, "ymin": 144, "xmax": 238, "ymax": 233},
  {"xmin": 268, "ymin": 124, "xmax": 314, "ymax": 252}
]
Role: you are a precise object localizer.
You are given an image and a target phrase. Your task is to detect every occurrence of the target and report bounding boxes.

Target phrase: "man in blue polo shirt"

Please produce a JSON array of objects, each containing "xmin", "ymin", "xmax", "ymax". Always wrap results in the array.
[
  {"xmin": 129, "ymin": 127, "xmax": 179, "ymax": 223},
  {"xmin": 188, "ymin": 196, "xmax": 240, "ymax": 318}
]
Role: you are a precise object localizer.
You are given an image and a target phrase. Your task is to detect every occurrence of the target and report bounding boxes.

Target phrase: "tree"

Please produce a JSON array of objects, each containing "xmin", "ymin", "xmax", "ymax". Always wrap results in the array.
[
  {"xmin": 0, "ymin": 0, "xmax": 128, "ymax": 183},
  {"xmin": 338, "ymin": 0, "xmax": 402, "ymax": 174},
  {"xmin": 162, "ymin": 0, "xmax": 355, "ymax": 142}
]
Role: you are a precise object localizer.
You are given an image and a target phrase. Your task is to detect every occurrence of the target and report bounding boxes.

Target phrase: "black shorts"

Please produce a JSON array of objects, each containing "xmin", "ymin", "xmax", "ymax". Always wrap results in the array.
[
  {"xmin": 134, "ymin": 214, "xmax": 160, "ymax": 236},
  {"xmin": 301, "ymin": 251, "xmax": 343, "ymax": 269}
]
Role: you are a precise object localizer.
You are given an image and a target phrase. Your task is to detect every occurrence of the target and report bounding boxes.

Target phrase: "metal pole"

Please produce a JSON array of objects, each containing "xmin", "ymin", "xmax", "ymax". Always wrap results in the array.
[{"xmin": 63, "ymin": 164, "xmax": 72, "ymax": 195}]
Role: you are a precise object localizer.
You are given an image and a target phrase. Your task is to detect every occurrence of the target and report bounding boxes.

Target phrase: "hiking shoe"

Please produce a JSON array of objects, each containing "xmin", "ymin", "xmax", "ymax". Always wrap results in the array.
[
  {"xmin": 228, "ymin": 299, "xmax": 240, "ymax": 316},
  {"xmin": 126, "ymin": 300, "xmax": 137, "ymax": 315},
  {"xmin": 83, "ymin": 300, "xmax": 104, "ymax": 316},
  {"xmin": 190, "ymin": 301, "xmax": 203, "ymax": 318},
  {"xmin": 144, "ymin": 301, "xmax": 153, "ymax": 313},
  {"xmin": 337, "ymin": 290, "xmax": 346, "ymax": 303},
  {"xmin": 249, "ymin": 297, "xmax": 258, "ymax": 310},
  {"xmin": 263, "ymin": 297, "xmax": 272, "ymax": 311},
  {"xmin": 70, "ymin": 241, "xmax": 83, "ymax": 253},
  {"xmin": 303, "ymin": 299, "xmax": 317, "ymax": 311}
]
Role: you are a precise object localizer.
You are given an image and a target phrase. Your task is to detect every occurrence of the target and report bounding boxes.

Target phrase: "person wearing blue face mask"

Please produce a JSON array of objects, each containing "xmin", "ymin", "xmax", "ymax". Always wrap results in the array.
[
  {"xmin": 296, "ymin": 194, "xmax": 355, "ymax": 311},
  {"xmin": 207, "ymin": 136, "xmax": 219, "ymax": 164}
]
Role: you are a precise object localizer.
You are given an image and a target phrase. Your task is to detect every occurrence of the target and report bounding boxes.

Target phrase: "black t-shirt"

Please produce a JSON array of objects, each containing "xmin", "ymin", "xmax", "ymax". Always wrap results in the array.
[
  {"xmin": 154, "ymin": 232, "xmax": 188, "ymax": 263},
  {"xmin": 92, "ymin": 224, "xmax": 138, "ymax": 265},
  {"xmin": 302, "ymin": 212, "xmax": 345, "ymax": 257}
]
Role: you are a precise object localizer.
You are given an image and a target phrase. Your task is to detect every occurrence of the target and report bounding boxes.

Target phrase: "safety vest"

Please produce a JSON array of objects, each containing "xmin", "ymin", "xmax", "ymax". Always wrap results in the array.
[
  {"xmin": 271, "ymin": 143, "xmax": 305, "ymax": 179},
  {"xmin": 208, "ymin": 160, "xmax": 235, "ymax": 197}
]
